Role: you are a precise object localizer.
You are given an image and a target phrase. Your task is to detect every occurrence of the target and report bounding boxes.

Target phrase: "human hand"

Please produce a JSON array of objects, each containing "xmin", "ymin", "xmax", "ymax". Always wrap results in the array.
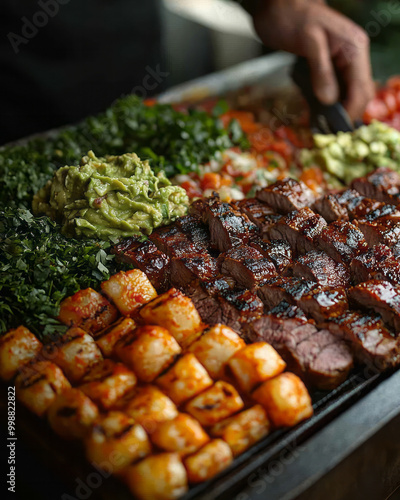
[{"xmin": 252, "ymin": 0, "xmax": 375, "ymax": 120}]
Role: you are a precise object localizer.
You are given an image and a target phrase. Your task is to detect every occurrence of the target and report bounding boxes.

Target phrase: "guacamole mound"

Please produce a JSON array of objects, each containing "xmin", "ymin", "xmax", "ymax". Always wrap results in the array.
[
  {"xmin": 301, "ymin": 121, "xmax": 400, "ymax": 186},
  {"xmin": 32, "ymin": 151, "xmax": 189, "ymax": 240}
]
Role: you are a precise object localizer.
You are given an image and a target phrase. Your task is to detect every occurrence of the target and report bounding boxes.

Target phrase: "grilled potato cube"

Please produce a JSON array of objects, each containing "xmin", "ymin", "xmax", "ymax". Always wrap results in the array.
[
  {"xmin": 183, "ymin": 439, "xmax": 233, "ymax": 483},
  {"xmin": 85, "ymin": 411, "xmax": 151, "ymax": 474},
  {"xmin": 210, "ymin": 405, "xmax": 270, "ymax": 456},
  {"xmin": 151, "ymin": 413, "xmax": 209, "ymax": 456},
  {"xmin": 15, "ymin": 361, "xmax": 71, "ymax": 417},
  {"xmin": 0, "ymin": 326, "xmax": 42, "ymax": 381},
  {"xmin": 51, "ymin": 327, "xmax": 103, "ymax": 384},
  {"xmin": 252, "ymin": 373, "xmax": 313, "ymax": 428},
  {"xmin": 101, "ymin": 269, "xmax": 157, "ymax": 316},
  {"xmin": 156, "ymin": 353, "xmax": 213, "ymax": 405},
  {"xmin": 115, "ymin": 325, "xmax": 181, "ymax": 383},
  {"xmin": 185, "ymin": 381, "xmax": 244, "ymax": 427},
  {"xmin": 125, "ymin": 453, "xmax": 188, "ymax": 500},
  {"xmin": 228, "ymin": 343, "xmax": 286, "ymax": 393},
  {"xmin": 123, "ymin": 386, "xmax": 178, "ymax": 434},
  {"xmin": 187, "ymin": 324, "xmax": 245, "ymax": 380},
  {"xmin": 47, "ymin": 388, "xmax": 98, "ymax": 439},
  {"xmin": 79, "ymin": 359, "xmax": 137, "ymax": 410},
  {"xmin": 93, "ymin": 317, "xmax": 136, "ymax": 357},
  {"xmin": 58, "ymin": 288, "xmax": 119, "ymax": 334},
  {"xmin": 139, "ymin": 288, "xmax": 203, "ymax": 347}
]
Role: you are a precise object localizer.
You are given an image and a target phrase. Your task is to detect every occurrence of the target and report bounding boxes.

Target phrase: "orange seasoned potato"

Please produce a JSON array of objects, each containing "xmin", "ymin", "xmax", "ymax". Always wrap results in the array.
[
  {"xmin": 79, "ymin": 359, "xmax": 137, "ymax": 410},
  {"xmin": 125, "ymin": 453, "xmax": 188, "ymax": 500},
  {"xmin": 0, "ymin": 326, "xmax": 42, "ymax": 381},
  {"xmin": 228, "ymin": 342, "xmax": 286, "ymax": 393},
  {"xmin": 101, "ymin": 269, "xmax": 157, "ymax": 316},
  {"xmin": 115, "ymin": 325, "xmax": 181, "ymax": 383},
  {"xmin": 58, "ymin": 288, "xmax": 118, "ymax": 334},
  {"xmin": 15, "ymin": 361, "xmax": 71, "ymax": 417},
  {"xmin": 47, "ymin": 388, "xmax": 98, "ymax": 439},
  {"xmin": 156, "ymin": 353, "xmax": 213, "ymax": 405},
  {"xmin": 187, "ymin": 324, "xmax": 245, "ymax": 380},
  {"xmin": 93, "ymin": 317, "xmax": 136, "ymax": 357},
  {"xmin": 123, "ymin": 386, "xmax": 178, "ymax": 434},
  {"xmin": 85, "ymin": 411, "xmax": 151, "ymax": 474},
  {"xmin": 151, "ymin": 413, "xmax": 209, "ymax": 456},
  {"xmin": 183, "ymin": 439, "xmax": 233, "ymax": 484},
  {"xmin": 50, "ymin": 327, "xmax": 103, "ymax": 383},
  {"xmin": 139, "ymin": 289, "xmax": 203, "ymax": 348},
  {"xmin": 185, "ymin": 381, "xmax": 244, "ymax": 427},
  {"xmin": 210, "ymin": 405, "xmax": 270, "ymax": 456},
  {"xmin": 252, "ymin": 372, "xmax": 313, "ymax": 428}
]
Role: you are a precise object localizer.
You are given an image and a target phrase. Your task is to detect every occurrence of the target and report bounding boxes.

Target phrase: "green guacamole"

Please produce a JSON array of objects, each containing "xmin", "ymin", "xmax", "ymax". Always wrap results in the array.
[
  {"xmin": 32, "ymin": 151, "xmax": 189, "ymax": 240},
  {"xmin": 301, "ymin": 121, "xmax": 400, "ymax": 186}
]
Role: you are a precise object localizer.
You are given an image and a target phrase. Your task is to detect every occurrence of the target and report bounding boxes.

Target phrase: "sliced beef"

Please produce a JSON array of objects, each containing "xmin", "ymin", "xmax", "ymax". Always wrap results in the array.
[
  {"xmin": 250, "ymin": 239, "xmax": 292, "ymax": 273},
  {"xmin": 258, "ymin": 277, "xmax": 318, "ymax": 309},
  {"xmin": 312, "ymin": 193, "xmax": 349, "ymax": 223},
  {"xmin": 183, "ymin": 279, "xmax": 224, "ymax": 326},
  {"xmin": 220, "ymin": 245, "xmax": 277, "ymax": 289},
  {"xmin": 298, "ymin": 287, "xmax": 349, "ymax": 327},
  {"xmin": 348, "ymin": 280, "xmax": 400, "ymax": 333},
  {"xmin": 112, "ymin": 239, "xmax": 170, "ymax": 292},
  {"xmin": 327, "ymin": 311, "xmax": 400, "ymax": 369},
  {"xmin": 175, "ymin": 215, "xmax": 211, "ymax": 249},
  {"xmin": 237, "ymin": 198, "xmax": 281, "ymax": 235},
  {"xmin": 350, "ymin": 244, "xmax": 400, "ymax": 285},
  {"xmin": 256, "ymin": 178, "xmax": 315, "ymax": 214},
  {"xmin": 218, "ymin": 288, "xmax": 264, "ymax": 335},
  {"xmin": 268, "ymin": 207, "xmax": 327, "ymax": 254},
  {"xmin": 150, "ymin": 225, "xmax": 196, "ymax": 257},
  {"xmin": 351, "ymin": 167, "xmax": 400, "ymax": 204},
  {"xmin": 317, "ymin": 221, "xmax": 368, "ymax": 265},
  {"xmin": 170, "ymin": 255, "xmax": 219, "ymax": 288},
  {"xmin": 287, "ymin": 250, "xmax": 350, "ymax": 288},
  {"xmin": 353, "ymin": 202, "xmax": 400, "ymax": 222},
  {"xmin": 355, "ymin": 216, "xmax": 400, "ymax": 248}
]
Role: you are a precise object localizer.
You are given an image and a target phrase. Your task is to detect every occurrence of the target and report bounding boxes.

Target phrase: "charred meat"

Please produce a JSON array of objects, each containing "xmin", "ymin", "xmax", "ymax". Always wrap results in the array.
[{"xmin": 256, "ymin": 178, "xmax": 315, "ymax": 214}]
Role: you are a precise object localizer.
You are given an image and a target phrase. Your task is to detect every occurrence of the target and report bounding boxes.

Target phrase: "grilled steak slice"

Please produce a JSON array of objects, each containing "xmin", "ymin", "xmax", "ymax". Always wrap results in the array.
[
  {"xmin": 250, "ymin": 239, "xmax": 292, "ymax": 273},
  {"xmin": 258, "ymin": 277, "xmax": 318, "ymax": 309},
  {"xmin": 237, "ymin": 198, "xmax": 281, "ymax": 235},
  {"xmin": 312, "ymin": 193, "xmax": 349, "ymax": 223},
  {"xmin": 348, "ymin": 280, "xmax": 400, "ymax": 332},
  {"xmin": 317, "ymin": 221, "xmax": 368, "ymax": 265},
  {"xmin": 327, "ymin": 311, "xmax": 400, "ymax": 369},
  {"xmin": 220, "ymin": 245, "xmax": 277, "ymax": 289},
  {"xmin": 175, "ymin": 215, "xmax": 211, "ymax": 249},
  {"xmin": 218, "ymin": 288, "xmax": 264, "ymax": 335},
  {"xmin": 350, "ymin": 244, "xmax": 400, "ymax": 285},
  {"xmin": 170, "ymin": 255, "xmax": 219, "ymax": 288},
  {"xmin": 351, "ymin": 167, "xmax": 400, "ymax": 204},
  {"xmin": 268, "ymin": 207, "xmax": 327, "ymax": 254},
  {"xmin": 150, "ymin": 225, "xmax": 195, "ymax": 256},
  {"xmin": 287, "ymin": 250, "xmax": 350, "ymax": 288},
  {"xmin": 298, "ymin": 287, "xmax": 349, "ymax": 327},
  {"xmin": 112, "ymin": 239, "xmax": 170, "ymax": 292},
  {"xmin": 183, "ymin": 280, "xmax": 224, "ymax": 325},
  {"xmin": 355, "ymin": 216, "xmax": 400, "ymax": 248},
  {"xmin": 256, "ymin": 178, "xmax": 315, "ymax": 214}
]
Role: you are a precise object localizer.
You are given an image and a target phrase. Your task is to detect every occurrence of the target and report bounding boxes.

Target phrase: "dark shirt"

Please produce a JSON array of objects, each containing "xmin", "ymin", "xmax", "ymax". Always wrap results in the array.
[{"xmin": 0, "ymin": 0, "xmax": 162, "ymax": 143}]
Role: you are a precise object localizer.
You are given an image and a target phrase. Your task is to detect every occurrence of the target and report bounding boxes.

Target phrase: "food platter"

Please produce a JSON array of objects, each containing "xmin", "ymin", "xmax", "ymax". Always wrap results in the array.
[{"xmin": 1, "ymin": 52, "xmax": 400, "ymax": 500}]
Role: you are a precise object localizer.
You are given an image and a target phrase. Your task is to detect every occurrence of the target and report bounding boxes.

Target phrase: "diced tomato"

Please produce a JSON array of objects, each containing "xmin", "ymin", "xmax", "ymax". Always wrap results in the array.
[
  {"xmin": 200, "ymin": 173, "xmax": 222, "ymax": 191},
  {"xmin": 266, "ymin": 141, "xmax": 292, "ymax": 164},
  {"xmin": 249, "ymin": 128, "xmax": 274, "ymax": 152},
  {"xmin": 384, "ymin": 113, "xmax": 400, "ymax": 131},
  {"xmin": 363, "ymin": 97, "xmax": 389, "ymax": 123},
  {"xmin": 274, "ymin": 126, "xmax": 305, "ymax": 148},
  {"xmin": 300, "ymin": 166, "xmax": 326, "ymax": 195},
  {"xmin": 220, "ymin": 175, "xmax": 233, "ymax": 187},
  {"xmin": 387, "ymin": 76, "xmax": 400, "ymax": 91},
  {"xmin": 143, "ymin": 98, "xmax": 157, "ymax": 107},
  {"xmin": 241, "ymin": 183, "xmax": 254, "ymax": 196},
  {"xmin": 220, "ymin": 110, "xmax": 257, "ymax": 133},
  {"xmin": 222, "ymin": 161, "xmax": 245, "ymax": 178},
  {"xmin": 180, "ymin": 180, "xmax": 202, "ymax": 198},
  {"xmin": 378, "ymin": 89, "xmax": 398, "ymax": 117}
]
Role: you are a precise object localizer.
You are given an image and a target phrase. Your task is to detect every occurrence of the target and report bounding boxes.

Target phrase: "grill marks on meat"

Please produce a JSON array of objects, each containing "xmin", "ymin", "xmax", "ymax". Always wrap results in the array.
[
  {"xmin": 348, "ymin": 280, "xmax": 400, "ymax": 333},
  {"xmin": 355, "ymin": 216, "xmax": 400, "ymax": 248},
  {"xmin": 313, "ymin": 193, "xmax": 349, "ymax": 223},
  {"xmin": 258, "ymin": 277, "xmax": 317, "ymax": 310},
  {"xmin": 237, "ymin": 198, "xmax": 281, "ymax": 235},
  {"xmin": 350, "ymin": 244, "xmax": 400, "ymax": 285},
  {"xmin": 250, "ymin": 239, "xmax": 292, "ymax": 273},
  {"xmin": 175, "ymin": 215, "xmax": 211, "ymax": 249},
  {"xmin": 298, "ymin": 288, "xmax": 349, "ymax": 328},
  {"xmin": 351, "ymin": 167, "xmax": 400, "ymax": 204},
  {"xmin": 287, "ymin": 250, "xmax": 350, "ymax": 288},
  {"xmin": 256, "ymin": 178, "xmax": 315, "ymax": 214},
  {"xmin": 220, "ymin": 245, "xmax": 277, "ymax": 289},
  {"xmin": 269, "ymin": 207, "xmax": 327, "ymax": 255},
  {"xmin": 317, "ymin": 221, "xmax": 368, "ymax": 265}
]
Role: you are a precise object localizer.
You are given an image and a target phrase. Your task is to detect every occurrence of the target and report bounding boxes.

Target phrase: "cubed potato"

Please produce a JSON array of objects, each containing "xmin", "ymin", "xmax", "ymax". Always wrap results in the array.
[
  {"xmin": 101, "ymin": 269, "xmax": 157, "ymax": 316},
  {"xmin": 79, "ymin": 359, "xmax": 137, "ymax": 410},
  {"xmin": 210, "ymin": 405, "xmax": 270, "ymax": 456},
  {"xmin": 47, "ymin": 388, "xmax": 98, "ymax": 439},
  {"xmin": 50, "ymin": 327, "xmax": 103, "ymax": 384},
  {"xmin": 0, "ymin": 326, "xmax": 42, "ymax": 381},
  {"xmin": 228, "ymin": 342, "xmax": 286, "ymax": 393},
  {"xmin": 115, "ymin": 325, "xmax": 181, "ymax": 383},
  {"xmin": 139, "ymin": 289, "xmax": 203, "ymax": 347},
  {"xmin": 185, "ymin": 381, "xmax": 244, "ymax": 427},
  {"xmin": 123, "ymin": 386, "xmax": 178, "ymax": 434},
  {"xmin": 15, "ymin": 361, "xmax": 71, "ymax": 417},
  {"xmin": 252, "ymin": 373, "xmax": 313, "ymax": 428},
  {"xmin": 58, "ymin": 288, "xmax": 119, "ymax": 334},
  {"xmin": 85, "ymin": 411, "xmax": 151, "ymax": 474},
  {"xmin": 156, "ymin": 353, "xmax": 213, "ymax": 405},
  {"xmin": 183, "ymin": 439, "xmax": 233, "ymax": 483},
  {"xmin": 187, "ymin": 324, "xmax": 245, "ymax": 380},
  {"xmin": 125, "ymin": 453, "xmax": 188, "ymax": 500},
  {"xmin": 151, "ymin": 413, "xmax": 209, "ymax": 456},
  {"xmin": 93, "ymin": 317, "xmax": 136, "ymax": 358}
]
